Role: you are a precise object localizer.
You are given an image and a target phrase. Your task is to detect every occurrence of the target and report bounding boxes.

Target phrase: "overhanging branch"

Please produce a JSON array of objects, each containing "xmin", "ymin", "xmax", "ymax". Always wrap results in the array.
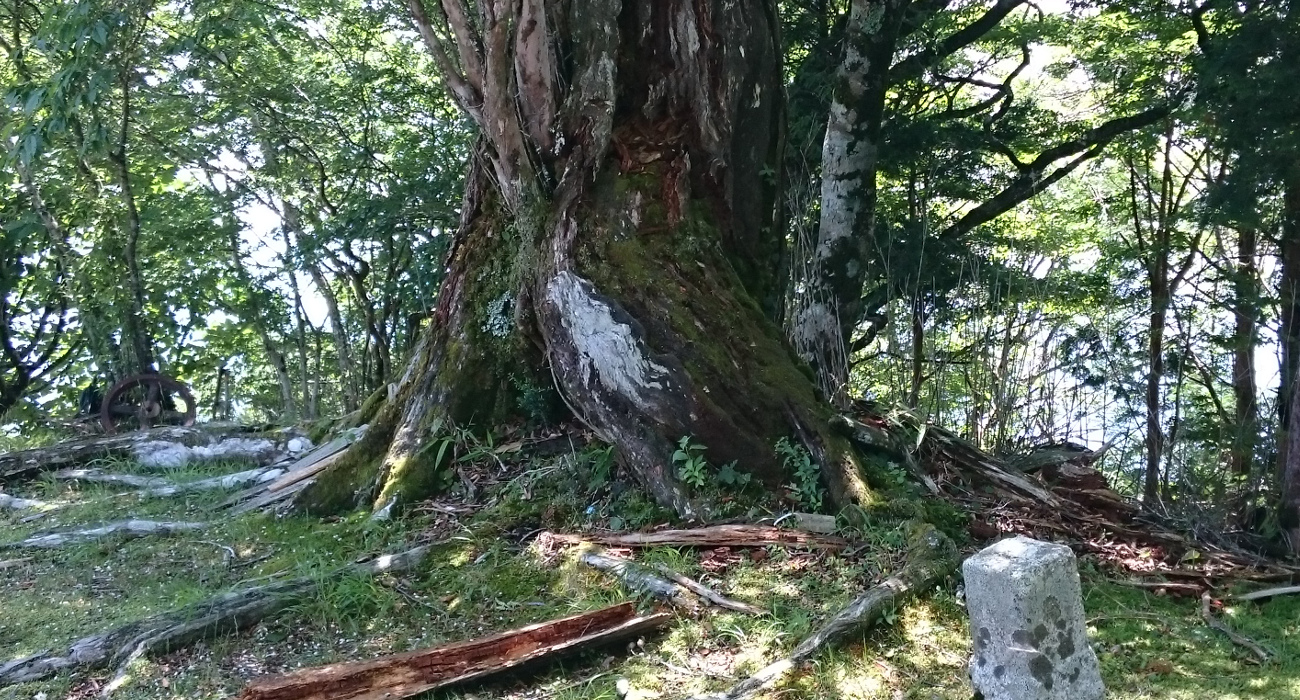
[{"xmin": 939, "ymin": 105, "xmax": 1170, "ymax": 240}]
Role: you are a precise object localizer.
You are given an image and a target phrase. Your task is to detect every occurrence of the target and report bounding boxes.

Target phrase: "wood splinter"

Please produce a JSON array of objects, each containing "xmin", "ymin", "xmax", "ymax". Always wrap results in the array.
[{"xmin": 239, "ymin": 602, "xmax": 669, "ymax": 700}]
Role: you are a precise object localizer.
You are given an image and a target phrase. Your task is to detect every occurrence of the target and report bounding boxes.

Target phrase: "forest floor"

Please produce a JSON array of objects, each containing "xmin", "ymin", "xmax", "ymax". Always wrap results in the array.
[{"xmin": 1, "ymin": 433, "xmax": 1298, "ymax": 700}]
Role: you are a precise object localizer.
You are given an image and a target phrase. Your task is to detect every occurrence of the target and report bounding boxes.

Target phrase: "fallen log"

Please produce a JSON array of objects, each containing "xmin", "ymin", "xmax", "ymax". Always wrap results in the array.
[
  {"xmin": 687, "ymin": 523, "xmax": 957, "ymax": 700},
  {"xmin": 0, "ymin": 426, "xmax": 250, "ymax": 481},
  {"xmin": 2, "ymin": 519, "xmax": 208, "ymax": 550},
  {"xmin": 0, "ymin": 545, "xmax": 433, "ymax": 691},
  {"xmin": 239, "ymin": 602, "xmax": 669, "ymax": 700},
  {"xmin": 550, "ymin": 525, "xmax": 848, "ymax": 550}
]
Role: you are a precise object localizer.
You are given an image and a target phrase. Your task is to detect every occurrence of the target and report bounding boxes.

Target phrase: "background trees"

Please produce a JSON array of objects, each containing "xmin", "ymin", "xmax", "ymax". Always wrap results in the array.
[{"xmin": 1, "ymin": 0, "xmax": 1297, "ymax": 537}]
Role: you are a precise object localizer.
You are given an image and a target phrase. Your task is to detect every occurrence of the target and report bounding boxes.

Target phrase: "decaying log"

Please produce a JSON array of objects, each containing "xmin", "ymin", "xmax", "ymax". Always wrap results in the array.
[
  {"xmin": 0, "ymin": 492, "xmax": 47, "ymax": 510},
  {"xmin": 0, "ymin": 545, "xmax": 432, "ymax": 691},
  {"xmin": 1236, "ymin": 585, "xmax": 1300, "ymax": 602},
  {"xmin": 688, "ymin": 524, "xmax": 957, "ymax": 700},
  {"xmin": 550, "ymin": 525, "xmax": 848, "ymax": 550},
  {"xmin": 0, "ymin": 426, "xmax": 250, "ymax": 481},
  {"xmin": 1200, "ymin": 591, "xmax": 1270, "ymax": 662},
  {"xmin": 2, "ymin": 519, "xmax": 208, "ymax": 549},
  {"xmin": 238, "ymin": 602, "xmax": 669, "ymax": 700}
]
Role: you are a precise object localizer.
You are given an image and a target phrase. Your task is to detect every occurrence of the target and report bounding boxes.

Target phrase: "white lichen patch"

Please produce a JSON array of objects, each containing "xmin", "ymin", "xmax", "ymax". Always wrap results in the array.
[
  {"xmin": 483, "ymin": 291, "xmax": 515, "ymax": 338},
  {"xmin": 546, "ymin": 271, "xmax": 671, "ymax": 403}
]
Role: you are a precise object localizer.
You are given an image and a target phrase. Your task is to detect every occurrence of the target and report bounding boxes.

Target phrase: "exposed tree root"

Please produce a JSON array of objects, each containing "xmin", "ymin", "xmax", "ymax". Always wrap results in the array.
[
  {"xmin": 1200, "ymin": 591, "xmax": 1271, "ymax": 663},
  {"xmin": 549, "ymin": 525, "xmax": 848, "ymax": 550},
  {"xmin": 238, "ymin": 602, "xmax": 668, "ymax": 700},
  {"xmin": 686, "ymin": 524, "xmax": 956, "ymax": 700},
  {"xmin": 0, "ymin": 492, "xmax": 47, "ymax": 510},
  {"xmin": 0, "ymin": 545, "xmax": 432, "ymax": 692},
  {"xmin": 3, "ymin": 520, "xmax": 208, "ymax": 550},
  {"xmin": 52, "ymin": 469, "xmax": 172, "ymax": 489},
  {"xmin": 143, "ymin": 466, "xmax": 286, "ymax": 497}
]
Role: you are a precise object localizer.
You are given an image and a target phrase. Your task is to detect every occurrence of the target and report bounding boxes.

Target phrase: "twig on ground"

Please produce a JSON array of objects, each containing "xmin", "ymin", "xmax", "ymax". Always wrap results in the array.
[
  {"xmin": 685, "ymin": 524, "xmax": 956, "ymax": 700},
  {"xmin": 1200, "ymin": 591, "xmax": 1270, "ymax": 663},
  {"xmin": 652, "ymin": 564, "xmax": 764, "ymax": 615}
]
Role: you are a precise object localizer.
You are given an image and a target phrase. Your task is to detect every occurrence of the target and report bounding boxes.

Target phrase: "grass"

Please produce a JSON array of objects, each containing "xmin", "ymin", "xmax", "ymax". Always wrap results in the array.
[{"xmin": 2, "ymin": 444, "xmax": 1300, "ymax": 700}]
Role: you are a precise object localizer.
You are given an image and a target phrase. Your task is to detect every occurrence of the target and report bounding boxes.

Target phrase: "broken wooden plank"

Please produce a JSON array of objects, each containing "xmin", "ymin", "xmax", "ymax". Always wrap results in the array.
[
  {"xmin": 216, "ymin": 435, "xmax": 353, "ymax": 510},
  {"xmin": 228, "ymin": 478, "xmax": 314, "ymax": 516},
  {"xmin": 0, "ymin": 545, "xmax": 433, "ymax": 690},
  {"xmin": 550, "ymin": 525, "xmax": 848, "ymax": 550},
  {"xmin": 239, "ymin": 602, "xmax": 669, "ymax": 700},
  {"xmin": 2, "ymin": 519, "xmax": 208, "ymax": 550}
]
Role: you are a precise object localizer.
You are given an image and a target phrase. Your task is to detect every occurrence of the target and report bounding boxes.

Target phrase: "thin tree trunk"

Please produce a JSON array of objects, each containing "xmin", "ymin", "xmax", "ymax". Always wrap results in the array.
[
  {"xmin": 907, "ymin": 298, "xmax": 924, "ymax": 409},
  {"xmin": 1231, "ymin": 227, "xmax": 1258, "ymax": 480},
  {"xmin": 110, "ymin": 65, "xmax": 157, "ymax": 376},
  {"xmin": 1279, "ymin": 171, "xmax": 1300, "ymax": 481}
]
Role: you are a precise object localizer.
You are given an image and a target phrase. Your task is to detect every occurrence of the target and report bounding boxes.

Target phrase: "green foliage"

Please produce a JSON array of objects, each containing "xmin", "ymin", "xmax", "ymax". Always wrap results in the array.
[
  {"xmin": 673, "ymin": 435, "xmax": 709, "ymax": 489},
  {"xmin": 775, "ymin": 437, "xmax": 822, "ymax": 512}
]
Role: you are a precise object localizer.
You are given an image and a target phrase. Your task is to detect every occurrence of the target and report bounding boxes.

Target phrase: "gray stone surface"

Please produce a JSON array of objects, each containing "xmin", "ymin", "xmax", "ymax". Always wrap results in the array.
[{"xmin": 963, "ymin": 536, "xmax": 1104, "ymax": 700}]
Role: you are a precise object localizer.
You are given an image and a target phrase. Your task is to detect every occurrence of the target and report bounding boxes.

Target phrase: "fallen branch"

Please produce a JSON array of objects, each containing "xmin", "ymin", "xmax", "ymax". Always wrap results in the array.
[
  {"xmin": 653, "ymin": 564, "xmax": 765, "ymax": 615},
  {"xmin": 238, "ymin": 602, "xmax": 669, "ymax": 700},
  {"xmin": 580, "ymin": 550, "xmax": 700, "ymax": 611},
  {"xmin": 1108, "ymin": 578, "xmax": 1206, "ymax": 596},
  {"xmin": 1200, "ymin": 591, "xmax": 1270, "ymax": 663},
  {"xmin": 687, "ymin": 524, "xmax": 956, "ymax": 700},
  {"xmin": 3, "ymin": 519, "xmax": 208, "ymax": 550},
  {"xmin": 550, "ymin": 525, "xmax": 848, "ymax": 550},
  {"xmin": 0, "ymin": 545, "xmax": 433, "ymax": 691},
  {"xmin": 1236, "ymin": 585, "xmax": 1300, "ymax": 602}
]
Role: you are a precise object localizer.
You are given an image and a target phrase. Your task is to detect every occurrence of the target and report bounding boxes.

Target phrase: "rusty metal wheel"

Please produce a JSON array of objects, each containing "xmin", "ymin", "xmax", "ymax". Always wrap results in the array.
[{"xmin": 100, "ymin": 373, "xmax": 197, "ymax": 433}]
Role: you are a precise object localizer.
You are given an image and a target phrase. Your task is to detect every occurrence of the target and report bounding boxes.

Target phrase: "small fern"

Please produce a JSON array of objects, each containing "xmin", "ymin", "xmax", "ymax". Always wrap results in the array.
[{"xmin": 776, "ymin": 437, "xmax": 822, "ymax": 511}]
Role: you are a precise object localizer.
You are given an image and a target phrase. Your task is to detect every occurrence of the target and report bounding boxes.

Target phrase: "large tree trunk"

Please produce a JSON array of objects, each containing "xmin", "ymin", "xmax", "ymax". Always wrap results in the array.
[
  {"xmin": 298, "ymin": 0, "xmax": 872, "ymax": 519},
  {"xmin": 1278, "ymin": 170, "xmax": 1300, "ymax": 482}
]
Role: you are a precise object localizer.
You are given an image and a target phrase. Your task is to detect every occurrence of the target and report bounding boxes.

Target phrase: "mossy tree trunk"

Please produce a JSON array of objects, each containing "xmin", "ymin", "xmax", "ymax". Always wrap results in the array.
[{"xmin": 299, "ymin": 0, "xmax": 874, "ymax": 518}]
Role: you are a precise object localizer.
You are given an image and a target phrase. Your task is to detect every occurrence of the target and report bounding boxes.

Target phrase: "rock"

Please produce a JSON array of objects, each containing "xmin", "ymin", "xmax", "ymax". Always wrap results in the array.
[
  {"xmin": 286, "ymin": 437, "xmax": 313, "ymax": 454},
  {"xmin": 963, "ymin": 536, "xmax": 1103, "ymax": 700}
]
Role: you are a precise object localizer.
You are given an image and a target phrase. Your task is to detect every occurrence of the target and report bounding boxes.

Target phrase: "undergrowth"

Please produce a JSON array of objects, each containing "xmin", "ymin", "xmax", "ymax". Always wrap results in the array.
[{"xmin": 1, "ymin": 440, "xmax": 1298, "ymax": 699}]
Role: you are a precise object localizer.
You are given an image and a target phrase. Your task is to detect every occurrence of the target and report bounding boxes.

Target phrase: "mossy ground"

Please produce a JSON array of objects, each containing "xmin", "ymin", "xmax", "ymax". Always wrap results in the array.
[{"xmin": 2, "ymin": 440, "xmax": 1299, "ymax": 700}]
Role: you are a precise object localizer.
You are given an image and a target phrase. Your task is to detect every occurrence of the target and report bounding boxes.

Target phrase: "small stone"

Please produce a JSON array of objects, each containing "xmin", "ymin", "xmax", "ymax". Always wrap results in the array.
[
  {"xmin": 963, "ymin": 536, "xmax": 1104, "ymax": 700},
  {"xmin": 287, "ymin": 437, "xmax": 312, "ymax": 454}
]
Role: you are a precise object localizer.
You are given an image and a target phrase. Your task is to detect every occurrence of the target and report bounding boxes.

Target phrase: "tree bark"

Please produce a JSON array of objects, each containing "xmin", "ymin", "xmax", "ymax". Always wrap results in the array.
[
  {"xmin": 300, "ymin": 0, "xmax": 873, "ymax": 519},
  {"xmin": 1278, "ymin": 170, "xmax": 1300, "ymax": 479}
]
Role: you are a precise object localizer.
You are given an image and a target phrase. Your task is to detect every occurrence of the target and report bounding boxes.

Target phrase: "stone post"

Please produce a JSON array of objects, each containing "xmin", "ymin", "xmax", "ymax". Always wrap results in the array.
[{"xmin": 963, "ymin": 536, "xmax": 1104, "ymax": 700}]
